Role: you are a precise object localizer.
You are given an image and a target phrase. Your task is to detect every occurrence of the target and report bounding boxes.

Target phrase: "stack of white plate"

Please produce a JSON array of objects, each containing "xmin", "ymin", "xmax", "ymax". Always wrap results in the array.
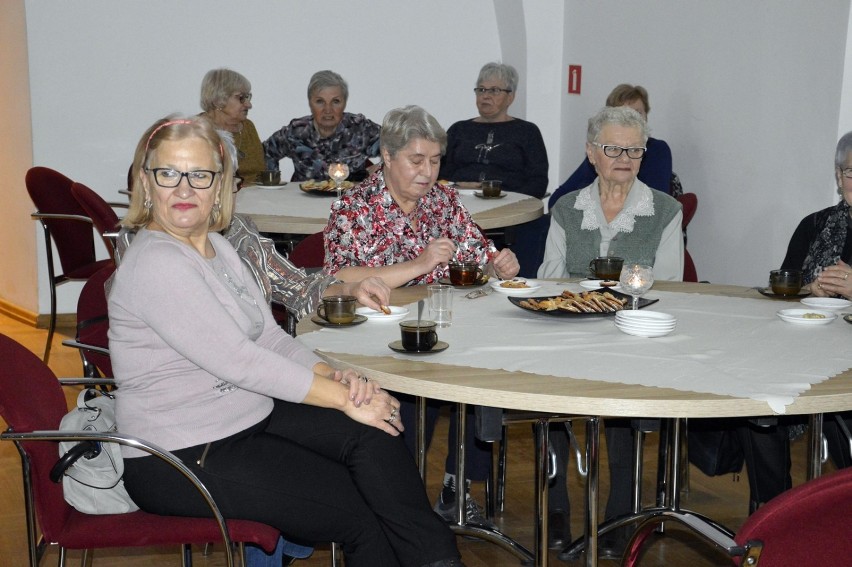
[{"xmin": 615, "ymin": 310, "xmax": 677, "ymax": 337}]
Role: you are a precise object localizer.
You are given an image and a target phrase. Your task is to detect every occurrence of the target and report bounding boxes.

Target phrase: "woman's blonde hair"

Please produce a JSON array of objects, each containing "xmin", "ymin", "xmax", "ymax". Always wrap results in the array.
[{"xmin": 123, "ymin": 115, "xmax": 235, "ymax": 232}]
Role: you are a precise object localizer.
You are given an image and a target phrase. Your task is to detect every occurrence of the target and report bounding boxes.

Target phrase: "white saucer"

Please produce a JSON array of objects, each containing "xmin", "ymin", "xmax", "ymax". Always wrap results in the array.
[
  {"xmin": 490, "ymin": 278, "xmax": 543, "ymax": 295},
  {"xmin": 355, "ymin": 306, "xmax": 409, "ymax": 322},
  {"xmin": 799, "ymin": 297, "xmax": 852, "ymax": 311},
  {"xmin": 580, "ymin": 279, "xmax": 622, "ymax": 291},
  {"xmin": 776, "ymin": 308, "xmax": 837, "ymax": 325}
]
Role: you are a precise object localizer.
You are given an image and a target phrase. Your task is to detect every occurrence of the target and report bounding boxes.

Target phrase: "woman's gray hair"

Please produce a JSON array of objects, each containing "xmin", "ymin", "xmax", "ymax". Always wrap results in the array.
[
  {"xmin": 380, "ymin": 105, "xmax": 447, "ymax": 158},
  {"xmin": 477, "ymin": 62, "xmax": 518, "ymax": 93},
  {"xmin": 587, "ymin": 106, "xmax": 650, "ymax": 144},
  {"xmin": 200, "ymin": 68, "xmax": 251, "ymax": 112},
  {"xmin": 836, "ymin": 131, "xmax": 852, "ymax": 169},
  {"xmin": 307, "ymin": 70, "xmax": 349, "ymax": 102}
]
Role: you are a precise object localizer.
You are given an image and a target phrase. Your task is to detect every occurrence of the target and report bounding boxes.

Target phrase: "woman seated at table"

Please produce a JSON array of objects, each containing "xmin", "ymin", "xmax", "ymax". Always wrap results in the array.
[
  {"xmin": 780, "ymin": 129, "xmax": 852, "ymax": 470},
  {"xmin": 439, "ymin": 62, "xmax": 549, "ymax": 277},
  {"xmin": 547, "ymin": 84, "xmax": 675, "ymax": 210},
  {"xmin": 199, "ymin": 68, "xmax": 265, "ymax": 186},
  {"xmin": 110, "ymin": 115, "xmax": 464, "ymax": 567},
  {"xmin": 324, "ymin": 104, "xmax": 519, "ymax": 525},
  {"xmin": 538, "ymin": 105, "xmax": 683, "ymax": 556},
  {"xmin": 263, "ymin": 70, "xmax": 381, "ymax": 182}
]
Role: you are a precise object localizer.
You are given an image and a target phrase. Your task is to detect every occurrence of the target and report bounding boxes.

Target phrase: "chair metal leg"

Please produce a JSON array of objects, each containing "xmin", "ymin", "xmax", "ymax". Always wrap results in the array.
[
  {"xmin": 182, "ymin": 543, "xmax": 192, "ymax": 566},
  {"xmin": 81, "ymin": 549, "xmax": 93, "ymax": 567},
  {"xmin": 496, "ymin": 424, "xmax": 508, "ymax": 513},
  {"xmin": 41, "ymin": 223, "xmax": 58, "ymax": 364},
  {"xmin": 330, "ymin": 542, "xmax": 342, "ymax": 566},
  {"xmin": 238, "ymin": 543, "xmax": 246, "ymax": 567},
  {"xmin": 58, "ymin": 546, "xmax": 67, "ymax": 567}
]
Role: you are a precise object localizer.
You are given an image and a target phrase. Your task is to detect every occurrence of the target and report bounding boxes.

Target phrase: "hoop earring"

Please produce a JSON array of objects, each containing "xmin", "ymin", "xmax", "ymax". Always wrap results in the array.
[{"xmin": 144, "ymin": 197, "xmax": 152, "ymax": 209}]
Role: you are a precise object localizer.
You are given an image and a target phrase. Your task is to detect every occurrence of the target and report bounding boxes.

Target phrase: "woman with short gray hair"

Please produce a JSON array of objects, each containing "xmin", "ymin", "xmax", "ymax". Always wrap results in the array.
[
  {"xmin": 199, "ymin": 68, "xmax": 265, "ymax": 185},
  {"xmin": 263, "ymin": 70, "xmax": 380, "ymax": 182},
  {"xmin": 324, "ymin": 105, "xmax": 518, "ymax": 287}
]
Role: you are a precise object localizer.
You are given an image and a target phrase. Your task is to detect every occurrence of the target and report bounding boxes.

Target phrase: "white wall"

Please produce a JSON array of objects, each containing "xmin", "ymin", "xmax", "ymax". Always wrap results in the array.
[
  {"xmin": 0, "ymin": 0, "xmax": 38, "ymax": 315},
  {"xmin": 10, "ymin": 0, "xmax": 852, "ymax": 318},
  {"xmin": 561, "ymin": 1, "xmax": 850, "ymax": 286}
]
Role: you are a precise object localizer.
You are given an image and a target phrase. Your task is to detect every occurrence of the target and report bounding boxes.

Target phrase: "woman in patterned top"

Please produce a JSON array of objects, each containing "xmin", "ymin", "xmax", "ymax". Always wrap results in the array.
[
  {"xmin": 324, "ymin": 105, "xmax": 519, "ymax": 287},
  {"xmin": 263, "ymin": 70, "xmax": 381, "ymax": 182},
  {"xmin": 324, "ymin": 105, "xmax": 518, "ymax": 527}
]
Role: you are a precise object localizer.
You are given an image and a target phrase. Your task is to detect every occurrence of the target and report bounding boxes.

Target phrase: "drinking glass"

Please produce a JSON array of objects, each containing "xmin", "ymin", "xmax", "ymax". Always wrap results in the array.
[
  {"xmin": 328, "ymin": 162, "xmax": 350, "ymax": 199},
  {"xmin": 619, "ymin": 264, "xmax": 654, "ymax": 310},
  {"xmin": 427, "ymin": 284, "xmax": 453, "ymax": 327}
]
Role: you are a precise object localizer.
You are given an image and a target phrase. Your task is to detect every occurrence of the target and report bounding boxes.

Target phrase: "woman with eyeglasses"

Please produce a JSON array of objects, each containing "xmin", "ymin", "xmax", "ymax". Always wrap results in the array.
[
  {"xmin": 199, "ymin": 68, "xmax": 265, "ymax": 186},
  {"xmin": 538, "ymin": 105, "xmax": 683, "ymax": 558},
  {"xmin": 779, "ymin": 131, "xmax": 852, "ymax": 472},
  {"xmin": 439, "ymin": 62, "xmax": 548, "ymax": 199},
  {"xmin": 110, "ymin": 116, "xmax": 464, "ymax": 567},
  {"xmin": 263, "ymin": 70, "xmax": 381, "ymax": 182},
  {"xmin": 439, "ymin": 62, "xmax": 549, "ymax": 278},
  {"xmin": 548, "ymin": 84, "xmax": 676, "ymax": 210}
]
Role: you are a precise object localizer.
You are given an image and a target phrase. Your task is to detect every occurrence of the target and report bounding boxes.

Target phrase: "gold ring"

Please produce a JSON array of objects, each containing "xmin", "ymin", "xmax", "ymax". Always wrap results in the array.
[{"xmin": 845, "ymin": 273, "xmax": 849, "ymax": 281}]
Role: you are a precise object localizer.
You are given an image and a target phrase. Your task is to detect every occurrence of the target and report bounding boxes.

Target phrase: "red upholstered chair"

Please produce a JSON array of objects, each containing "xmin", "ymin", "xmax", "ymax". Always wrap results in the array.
[
  {"xmin": 70, "ymin": 181, "xmax": 127, "ymax": 259},
  {"xmin": 0, "ymin": 332, "xmax": 280, "ymax": 567},
  {"xmin": 622, "ymin": 466, "xmax": 852, "ymax": 566},
  {"xmin": 676, "ymin": 193, "xmax": 698, "ymax": 282},
  {"xmin": 288, "ymin": 232, "xmax": 325, "ymax": 269},
  {"xmin": 61, "ymin": 262, "xmax": 115, "ymax": 378},
  {"xmin": 26, "ymin": 167, "xmax": 113, "ymax": 363}
]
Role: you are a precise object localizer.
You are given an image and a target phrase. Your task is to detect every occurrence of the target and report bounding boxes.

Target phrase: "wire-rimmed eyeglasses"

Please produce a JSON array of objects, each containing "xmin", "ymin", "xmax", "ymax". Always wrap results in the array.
[
  {"xmin": 473, "ymin": 87, "xmax": 512, "ymax": 96},
  {"xmin": 146, "ymin": 168, "xmax": 220, "ymax": 189},
  {"xmin": 592, "ymin": 143, "xmax": 647, "ymax": 159},
  {"xmin": 840, "ymin": 168, "xmax": 852, "ymax": 179},
  {"xmin": 235, "ymin": 92, "xmax": 252, "ymax": 104}
]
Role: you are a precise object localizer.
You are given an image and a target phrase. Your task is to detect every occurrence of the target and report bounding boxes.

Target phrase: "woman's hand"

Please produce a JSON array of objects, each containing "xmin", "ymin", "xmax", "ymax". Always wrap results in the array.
[
  {"xmin": 344, "ymin": 389, "xmax": 404, "ymax": 436},
  {"xmin": 417, "ymin": 237, "xmax": 457, "ymax": 274},
  {"xmin": 341, "ymin": 277, "xmax": 391, "ymax": 313},
  {"xmin": 490, "ymin": 248, "xmax": 520, "ymax": 279},
  {"xmin": 815, "ymin": 260, "xmax": 852, "ymax": 299},
  {"xmin": 334, "ymin": 368, "xmax": 381, "ymax": 407}
]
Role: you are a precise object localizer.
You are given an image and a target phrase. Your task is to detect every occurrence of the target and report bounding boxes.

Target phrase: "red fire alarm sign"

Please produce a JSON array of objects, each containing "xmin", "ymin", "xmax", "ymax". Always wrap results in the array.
[{"xmin": 568, "ymin": 65, "xmax": 582, "ymax": 94}]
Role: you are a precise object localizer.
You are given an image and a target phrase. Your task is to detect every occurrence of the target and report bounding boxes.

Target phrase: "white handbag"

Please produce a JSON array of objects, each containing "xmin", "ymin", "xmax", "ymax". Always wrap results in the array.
[{"xmin": 56, "ymin": 389, "xmax": 139, "ymax": 514}]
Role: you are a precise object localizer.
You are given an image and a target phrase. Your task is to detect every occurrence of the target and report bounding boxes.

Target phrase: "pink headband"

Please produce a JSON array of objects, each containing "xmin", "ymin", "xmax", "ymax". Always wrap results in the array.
[{"xmin": 143, "ymin": 118, "xmax": 225, "ymax": 159}]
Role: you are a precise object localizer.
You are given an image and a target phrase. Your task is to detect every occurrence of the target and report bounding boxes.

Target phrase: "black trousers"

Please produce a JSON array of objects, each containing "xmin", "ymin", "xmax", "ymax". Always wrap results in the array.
[{"xmin": 123, "ymin": 400, "xmax": 459, "ymax": 567}]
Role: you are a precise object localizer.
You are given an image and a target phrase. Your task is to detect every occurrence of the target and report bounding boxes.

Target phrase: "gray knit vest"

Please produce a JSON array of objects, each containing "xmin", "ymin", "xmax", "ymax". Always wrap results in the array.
[{"xmin": 552, "ymin": 189, "xmax": 681, "ymax": 276}]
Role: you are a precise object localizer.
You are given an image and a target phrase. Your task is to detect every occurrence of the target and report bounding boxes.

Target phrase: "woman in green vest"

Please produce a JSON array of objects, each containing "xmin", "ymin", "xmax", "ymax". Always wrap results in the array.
[{"xmin": 538, "ymin": 105, "xmax": 684, "ymax": 558}]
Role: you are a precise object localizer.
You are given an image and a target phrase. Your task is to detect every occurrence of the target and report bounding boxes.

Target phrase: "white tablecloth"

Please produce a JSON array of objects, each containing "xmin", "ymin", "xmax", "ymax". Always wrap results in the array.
[
  {"xmin": 235, "ymin": 186, "xmax": 533, "ymax": 220},
  {"xmin": 297, "ymin": 283, "xmax": 852, "ymax": 414}
]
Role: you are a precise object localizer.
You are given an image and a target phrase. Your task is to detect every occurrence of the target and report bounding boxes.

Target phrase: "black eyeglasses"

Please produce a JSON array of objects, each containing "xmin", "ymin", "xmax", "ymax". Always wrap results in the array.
[
  {"xmin": 592, "ymin": 143, "xmax": 646, "ymax": 159},
  {"xmin": 146, "ymin": 168, "xmax": 220, "ymax": 189},
  {"xmin": 235, "ymin": 92, "xmax": 252, "ymax": 104},
  {"xmin": 473, "ymin": 87, "xmax": 512, "ymax": 96}
]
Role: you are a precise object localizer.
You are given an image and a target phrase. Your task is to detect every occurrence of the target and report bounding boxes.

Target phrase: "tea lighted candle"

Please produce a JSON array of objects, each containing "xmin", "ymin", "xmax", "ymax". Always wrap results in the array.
[
  {"xmin": 619, "ymin": 264, "xmax": 654, "ymax": 310},
  {"xmin": 328, "ymin": 162, "xmax": 350, "ymax": 198}
]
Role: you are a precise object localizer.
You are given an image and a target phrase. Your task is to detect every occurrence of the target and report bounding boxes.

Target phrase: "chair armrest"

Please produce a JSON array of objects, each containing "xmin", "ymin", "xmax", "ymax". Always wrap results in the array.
[
  {"xmin": 61, "ymin": 339, "xmax": 111, "ymax": 358},
  {"xmin": 30, "ymin": 212, "xmax": 93, "ymax": 224},
  {"xmin": 56, "ymin": 377, "xmax": 115, "ymax": 387},
  {"xmin": 0, "ymin": 430, "xmax": 236, "ymax": 565}
]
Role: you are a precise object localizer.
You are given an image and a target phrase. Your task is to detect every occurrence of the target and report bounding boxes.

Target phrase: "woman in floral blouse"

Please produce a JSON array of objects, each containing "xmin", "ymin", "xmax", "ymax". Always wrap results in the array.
[
  {"xmin": 324, "ymin": 105, "xmax": 519, "ymax": 287},
  {"xmin": 324, "ymin": 105, "xmax": 519, "ymax": 525}
]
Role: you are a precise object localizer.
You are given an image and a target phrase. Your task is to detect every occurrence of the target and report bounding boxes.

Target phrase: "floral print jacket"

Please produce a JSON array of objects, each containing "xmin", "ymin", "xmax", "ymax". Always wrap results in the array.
[{"xmin": 323, "ymin": 169, "xmax": 495, "ymax": 286}]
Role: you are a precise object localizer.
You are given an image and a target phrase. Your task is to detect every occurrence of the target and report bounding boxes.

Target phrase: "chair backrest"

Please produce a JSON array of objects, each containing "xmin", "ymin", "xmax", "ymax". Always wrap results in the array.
[
  {"xmin": 75, "ymin": 262, "xmax": 116, "ymax": 377},
  {"xmin": 734, "ymin": 466, "xmax": 852, "ymax": 565},
  {"xmin": 675, "ymin": 193, "xmax": 698, "ymax": 282},
  {"xmin": 71, "ymin": 182, "xmax": 121, "ymax": 258},
  {"xmin": 0, "ymin": 333, "xmax": 75, "ymax": 542},
  {"xmin": 288, "ymin": 232, "xmax": 325, "ymax": 269},
  {"xmin": 25, "ymin": 167, "xmax": 98, "ymax": 276}
]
